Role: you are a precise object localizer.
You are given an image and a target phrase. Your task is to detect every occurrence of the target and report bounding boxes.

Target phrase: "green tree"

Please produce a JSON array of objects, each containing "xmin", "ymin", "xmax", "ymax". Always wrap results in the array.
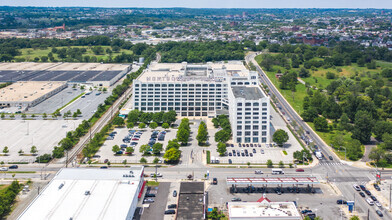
[
  {"xmin": 279, "ymin": 161, "xmax": 284, "ymax": 168},
  {"xmin": 346, "ymin": 139, "xmax": 363, "ymax": 160},
  {"xmin": 59, "ymin": 137, "xmax": 73, "ymax": 150},
  {"xmin": 350, "ymin": 216, "xmax": 360, "ymax": 220},
  {"xmin": 2, "ymin": 146, "xmax": 9, "ymax": 154},
  {"xmin": 177, "ymin": 127, "xmax": 190, "ymax": 145},
  {"xmin": 30, "ymin": 146, "xmax": 38, "ymax": 154},
  {"xmin": 138, "ymin": 122, "xmax": 146, "ymax": 129},
  {"xmin": 52, "ymin": 146, "xmax": 64, "ymax": 158},
  {"xmin": 152, "ymin": 143, "xmax": 163, "ymax": 155},
  {"xmin": 42, "ymin": 113, "xmax": 47, "ymax": 119},
  {"xmin": 139, "ymin": 144, "xmax": 151, "ymax": 155},
  {"xmin": 149, "ymin": 122, "xmax": 158, "ymax": 129},
  {"xmin": 166, "ymin": 139, "xmax": 180, "ymax": 151},
  {"xmin": 162, "ymin": 110, "xmax": 177, "ymax": 124},
  {"xmin": 162, "ymin": 122, "xmax": 170, "ymax": 129},
  {"xmin": 21, "ymin": 114, "xmax": 26, "ymax": 119},
  {"xmin": 112, "ymin": 145, "xmax": 120, "ymax": 154},
  {"xmin": 140, "ymin": 157, "xmax": 147, "ymax": 163},
  {"xmin": 351, "ymin": 111, "xmax": 373, "ymax": 144},
  {"xmin": 207, "ymin": 208, "xmax": 225, "ymax": 220},
  {"xmin": 152, "ymin": 111, "xmax": 164, "ymax": 124},
  {"xmin": 313, "ymin": 117, "xmax": 329, "ymax": 131},
  {"xmin": 369, "ymin": 147, "xmax": 385, "ymax": 164},
  {"xmin": 127, "ymin": 110, "xmax": 140, "ymax": 124},
  {"xmin": 127, "ymin": 122, "xmax": 134, "ymax": 128},
  {"xmin": 153, "ymin": 157, "xmax": 160, "ymax": 164},
  {"xmin": 125, "ymin": 147, "xmax": 134, "ymax": 155},
  {"xmin": 163, "ymin": 148, "xmax": 181, "ymax": 163},
  {"xmin": 214, "ymin": 130, "xmax": 230, "ymax": 143},
  {"xmin": 113, "ymin": 116, "xmax": 125, "ymax": 127},
  {"xmin": 217, "ymin": 142, "xmax": 227, "ymax": 156},
  {"xmin": 272, "ymin": 129, "xmax": 289, "ymax": 147},
  {"xmin": 372, "ymin": 121, "xmax": 392, "ymax": 141},
  {"xmin": 196, "ymin": 121, "xmax": 208, "ymax": 145},
  {"xmin": 267, "ymin": 159, "xmax": 273, "ymax": 168}
]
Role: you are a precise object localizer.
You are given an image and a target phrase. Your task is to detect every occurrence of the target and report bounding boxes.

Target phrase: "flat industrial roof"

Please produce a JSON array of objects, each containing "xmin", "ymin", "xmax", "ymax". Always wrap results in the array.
[
  {"xmin": 137, "ymin": 61, "xmax": 248, "ymax": 82},
  {"xmin": 0, "ymin": 81, "xmax": 66, "ymax": 102},
  {"xmin": 0, "ymin": 63, "xmax": 130, "ymax": 83},
  {"xmin": 177, "ymin": 182, "xmax": 205, "ymax": 220},
  {"xmin": 18, "ymin": 167, "xmax": 144, "ymax": 220},
  {"xmin": 226, "ymin": 176, "xmax": 319, "ymax": 185},
  {"xmin": 228, "ymin": 201, "xmax": 301, "ymax": 219},
  {"xmin": 231, "ymin": 86, "xmax": 265, "ymax": 100}
]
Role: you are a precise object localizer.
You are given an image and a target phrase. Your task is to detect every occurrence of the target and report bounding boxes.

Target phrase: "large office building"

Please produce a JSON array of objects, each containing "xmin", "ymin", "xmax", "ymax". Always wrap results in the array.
[
  {"xmin": 18, "ymin": 167, "xmax": 145, "ymax": 220},
  {"xmin": 132, "ymin": 61, "xmax": 270, "ymax": 143}
]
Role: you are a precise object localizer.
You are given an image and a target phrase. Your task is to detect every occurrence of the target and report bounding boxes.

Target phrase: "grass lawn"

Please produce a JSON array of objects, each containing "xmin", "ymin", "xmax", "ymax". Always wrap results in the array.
[
  {"xmin": 146, "ymin": 181, "xmax": 160, "ymax": 186},
  {"xmin": 16, "ymin": 46, "xmax": 133, "ymax": 62}
]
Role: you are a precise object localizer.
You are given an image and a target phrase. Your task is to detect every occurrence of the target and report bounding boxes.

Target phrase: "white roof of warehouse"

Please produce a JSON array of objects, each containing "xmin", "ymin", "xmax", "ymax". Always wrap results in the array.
[{"xmin": 18, "ymin": 167, "xmax": 144, "ymax": 220}]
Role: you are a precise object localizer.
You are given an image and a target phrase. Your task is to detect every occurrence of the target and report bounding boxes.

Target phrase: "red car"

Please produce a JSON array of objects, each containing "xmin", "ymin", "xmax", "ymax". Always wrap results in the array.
[
  {"xmin": 296, "ymin": 168, "xmax": 304, "ymax": 172},
  {"xmin": 132, "ymin": 138, "xmax": 139, "ymax": 141}
]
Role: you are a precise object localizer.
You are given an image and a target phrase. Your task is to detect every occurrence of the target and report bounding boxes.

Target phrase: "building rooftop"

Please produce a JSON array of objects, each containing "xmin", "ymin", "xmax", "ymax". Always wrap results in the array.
[
  {"xmin": 231, "ymin": 86, "xmax": 265, "ymax": 100},
  {"xmin": 137, "ymin": 61, "xmax": 249, "ymax": 82},
  {"xmin": 0, "ymin": 62, "xmax": 129, "ymax": 72},
  {"xmin": 18, "ymin": 167, "xmax": 144, "ymax": 220},
  {"xmin": 0, "ymin": 81, "xmax": 66, "ymax": 102},
  {"xmin": 177, "ymin": 182, "xmax": 205, "ymax": 220},
  {"xmin": 228, "ymin": 195, "xmax": 300, "ymax": 219}
]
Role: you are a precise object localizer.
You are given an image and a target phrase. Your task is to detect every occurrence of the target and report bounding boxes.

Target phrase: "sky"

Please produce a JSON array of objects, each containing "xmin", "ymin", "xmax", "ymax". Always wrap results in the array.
[{"xmin": 2, "ymin": 0, "xmax": 392, "ymax": 9}]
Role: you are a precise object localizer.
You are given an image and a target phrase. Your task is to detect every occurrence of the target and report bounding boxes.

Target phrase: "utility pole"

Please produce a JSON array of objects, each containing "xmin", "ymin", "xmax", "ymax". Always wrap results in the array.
[
  {"xmin": 390, "ymin": 184, "xmax": 391, "ymax": 210},
  {"xmin": 155, "ymin": 165, "xmax": 158, "ymax": 182},
  {"xmin": 367, "ymin": 209, "xmax": 369, "ymax": 220},
  {"xmin": 65, "ymin": 150, "xmax": 68, "ymax": 168}
]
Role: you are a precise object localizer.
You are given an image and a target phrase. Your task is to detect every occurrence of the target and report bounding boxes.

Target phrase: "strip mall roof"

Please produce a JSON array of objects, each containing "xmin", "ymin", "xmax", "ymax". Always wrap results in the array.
[{"xmin": 226, "ymin": 176, "xmax": 319, "ymax": 185}]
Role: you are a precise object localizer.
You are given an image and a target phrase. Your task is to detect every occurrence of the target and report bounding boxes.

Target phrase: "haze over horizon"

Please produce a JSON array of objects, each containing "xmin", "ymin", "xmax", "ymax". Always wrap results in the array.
[{"xmin": 2, "ymin": 0, "xmax": 392, "ymax": 9}]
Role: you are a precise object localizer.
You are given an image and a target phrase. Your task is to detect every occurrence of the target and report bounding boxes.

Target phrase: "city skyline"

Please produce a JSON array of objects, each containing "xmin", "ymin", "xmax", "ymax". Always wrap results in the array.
[{"xmin": 2, "ymin": 0, "xmax": 392, "ymax": 9}]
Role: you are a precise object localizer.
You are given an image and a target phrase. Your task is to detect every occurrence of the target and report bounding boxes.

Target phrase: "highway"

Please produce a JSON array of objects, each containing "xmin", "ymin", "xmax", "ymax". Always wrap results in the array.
[{"xmin": 246, "ymin": 52, "xmax": 389, "ymax": 220}]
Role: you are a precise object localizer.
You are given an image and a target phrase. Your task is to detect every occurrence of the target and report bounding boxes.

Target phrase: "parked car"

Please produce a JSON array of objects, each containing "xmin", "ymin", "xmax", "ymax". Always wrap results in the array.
[
  {"xmin": 373, "ymin": 184, "xmax": 381, "ymax": 191},
  {"xmin": 376, "ymin": 210, "xmax": 383, "ymax": 217},
  {"xmin": 0, "ymin": 167, "xmax": 8, "ymax": 171},
  {"xmin": 366, "ymin": 198, "xmax": 374, "ymax": 206},
  {"xmin": 100, "ymin": 166, "xmax": 108, "ymax": 169},
  {"xmin": 228, "ymin": 159, "xmax": 232, "ymax": 164},
  {"xmin": 250, "ymin": 153, "xmax": 253, "ymax": 157},
  {"xmin": 375, "ymin": 201, "xmax": 382, "ymax": 207},
  {"xmin": 164, "ymin": 210, "xmax": 176, "ymax": 215},
  {"xmin": 231, "ymin": 198, "xmax": 241, "ymax": 202},
  {"xmin": 329, "ymin": 155, "xmax": 333, "ymax": 160},
  {"xmin": 296, "ymin": 168, "xmax": 305, "ymax": 172},
  {"xmin": 173, "ymin": 190, "xmax": 177, "ymax": 197},
  {"xmin": 143, "ymin": 198, "xmax": 154, "ymax": 203},
  {"xmin": 365, "ymin": 190, "xmax": 372, "ymax": 196},
  {"xmin": 9, "ymin": 165, "xmax": 18, "ymax": 169},
  {"xmin": 104, "ymin": 159, "xmax": 108, "ymax": 163},
  {"xmin": 353, "ymin": 184, "xmax": 361, "ymax": 191},
  {"xmin": 252, "ymin": 149, "xmax": 256, "ymax": 153},
  {"xmin": 260, "ymin": 149, "xmax": 264, "ymax": 154},
  {"xmin": 359, "ymin": 192, "xmax": 365, "ymax": 197},
  {"xmin": 150, "ymin": 173, "xmax": 162, "ymax": 177},
  {"xmin": 370, "ymin": 195, "xmax": 377, "ymax": 201},
  {"xmin": 229, "ymin": 153, "xmax": 232, "ymax": 156},
  {"xmin": 145, "ymin": 194, "xmax": 156, "ymax": 197},
  {"xmin": 168, "ymin": 204, "xmax": 177, "ymax": 209},
  {"xmin": 336, "ymin": 200, "xmax": 347, "ymax": 204},
  {"xmin": 301, "ymin": 210, "xmax": 312, "ymax": 214},
  {"xmin": 360, "ymin": 185, "xmax": 366, "ymax": 191},
  {"xmin": 213, "ymin": 178, "xmax": 218, "ymax": 185}
]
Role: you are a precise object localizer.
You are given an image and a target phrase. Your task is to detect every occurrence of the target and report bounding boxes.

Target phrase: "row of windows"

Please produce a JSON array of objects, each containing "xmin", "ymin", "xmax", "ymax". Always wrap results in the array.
[
  {"xmin": 135, "ymin": 102, "xmax": 221, "ymax": 106},
  {"xmin": 237, "ymin": 116, "xmax": 268, "ymax": 120},
  {"xmin": 237, "ymin": 125, "xmax": 268, "ymax": 130},
  {"xmin": 237, "ymin": 131, "xmax": 267, "ymax": 136},
  {"xmin": 237, "ymin": 121, "xmax": 268, "ymax": 124},
  {"xmin": 135, "ymin": 99, "xmax": 222, "ymax": 102},
  {"xmin": 136, "ymin": 95, "xmax": 223, "ymax": 99},
  {"xmin": 237, "ymin": 112, "xmax": 267, "ymax": 116},
  {"xmin": 136, "ymin": 83, "xmax": 225, "ymax": 87},
  {"xmin": 237, "ymin": 102, "xmax": 268, "ymax": 107},
  {"xmin": 231, "ymin": 82, "xmax": 251, "ymax": 85},
  {"xmin": 236, "ymin": 137, "xmax": 267, "ymax": 143},
  {"xmin": 136, "ymin": 91, "xmax": 224, "ymax": 95},
  {"xmin": 135, "ymin": 107, "xmax": 216, "ymax": 112},
  {"xmin": 138, "ymin": 88, "xmax": 224, "ymax": 91}
]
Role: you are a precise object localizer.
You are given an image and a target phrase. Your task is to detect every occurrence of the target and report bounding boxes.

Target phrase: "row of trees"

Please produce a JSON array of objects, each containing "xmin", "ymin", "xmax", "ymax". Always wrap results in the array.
[
  {"xmin": 177, "ymin": 118, "xmax": 190, "ymax": 145},
  {"xmin": 126, "ymin": 110, "xmax": 177, "ymax": 127},
  {"xmin": 163, "ymin": 139, "xmax": 181, "ymax": 163},
  {"xmin": 196, "ymin": 121, "xmax": 208, "ymax": 146},
  {"xmin": 212, "ymin": 115, "xmax": 232, "ymax": 143},
  {"xmin": 0, "ymin": 181, "xmax": 21, "ymax": 218}
]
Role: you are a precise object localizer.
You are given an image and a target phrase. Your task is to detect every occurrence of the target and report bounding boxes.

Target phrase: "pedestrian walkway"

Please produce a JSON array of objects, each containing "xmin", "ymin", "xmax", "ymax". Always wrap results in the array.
[{"xmin": 317, "ymin": 162, "xmax": 345, "ymax": 166}]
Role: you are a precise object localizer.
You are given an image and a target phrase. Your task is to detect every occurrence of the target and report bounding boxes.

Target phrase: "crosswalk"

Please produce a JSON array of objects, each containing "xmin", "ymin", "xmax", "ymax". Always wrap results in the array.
[{"xmin": 317, "ymin": 162, "xmax": 344, "ymax": 166}]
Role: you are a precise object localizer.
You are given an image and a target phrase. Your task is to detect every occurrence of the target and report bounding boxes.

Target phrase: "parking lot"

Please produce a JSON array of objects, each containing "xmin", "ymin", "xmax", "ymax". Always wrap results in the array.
[
  {"xmin": 60, "ymin": 90, "xmax": 111, "ymax": 120},
  {"xmin": 140, "ymin": 182, "xmax": 171, "ymax": 220},
  {"xmin": 26, "ymin": 87, "xmax": 83, "ymax": 114},
  {"xmin": 0, "ymin": 119, "xmax": 82, "ymax": 162},
  {"xmin": 97, "ymin": 127, "xmax": 177, "ymax": 164},
  {"xmin": 208, "ymin": 179, "xmax": 346, "ymax": 220},
  {"xmin": 209, "ymin": 104, "xmax": 302, "ymax": 164}
]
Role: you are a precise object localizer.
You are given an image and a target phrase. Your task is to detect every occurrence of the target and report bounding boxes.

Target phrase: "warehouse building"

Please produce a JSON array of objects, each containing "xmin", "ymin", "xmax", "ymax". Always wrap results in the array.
[
  {"xmin": 0, "ymin": 81, "xmax": 67, "ymax": 108},
  {"xmin": 18, "ymin": 167, "xmax": 145, "ymax": 220},
  {"xmin": 0, "ymin": 62, "xmax": 131, "ymax": 87},
  {"xmin": 132, "ymin": 61, "xmax": 270, "ymax": 143},
  {"xmin": 227, "ymin": 194, "xmax": 301, "ymax": 220}
]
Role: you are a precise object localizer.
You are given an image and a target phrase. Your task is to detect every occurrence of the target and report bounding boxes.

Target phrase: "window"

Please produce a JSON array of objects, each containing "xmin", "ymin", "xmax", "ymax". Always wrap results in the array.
[
  {"xmin": 262, "ymin": 125, "xmax": 267, "ymax": 130},
  {"xmin": 245, "ymin": 125, "xmax": 251, "ymax": 130},
  {"xmin": 237, "ymin": 108, "xmax": 242, "ymax": 111},
  {"xmin": 237, "ymin": 103, "xmax": 242, "ymax": 106},
  {"xmin": 253, "ymin": 108, "xmax": 259, "ymax": 111},
  {"xmin": 237, "ymin": 137, "xmax": 241, "ymax": 143},
  {"xmin": 237, "ymin": 131, "xmax": 242, "ymax": 136},
  {"xmin": 245, "ymin": 131, "xmax": 251, "ymax": 136},
  {"xmin": 237, "ymin": 125, "xmax": 242, "ymax": 130},
  {"xmin": 262, "ymin": 137, "xmax": 267, "ymax": 143},
  {"xmin": 262, "ymin": 102, "xmax": 268, "ymax": 106},
  {"xmin": 253, "ymin": 137, "xmax": 259, "ymax": 143},
  {"xmin": 245, "ymin": 103, "xmax": 251, "ymax": 106},
  {"xmin": 245, "ymin": 137, "xmax": 251, "ymax": 143},
  {"xmin": 253, "ymin": 102, "xmax": 259, "ymax": 106},
  {"xmin": 262, "ymin": 131, "xmax": 267, "ymax": 136},
  {"xmin": 253, "ymin": 131, "xmax": 259, "ymax": 136},
  {"xmin": 238, "ymin": 121, "xmax": 242, "ymax": 124},
  {"xmin": 253, "ymin": 125, "xmax": 259, "ymax": 129}
]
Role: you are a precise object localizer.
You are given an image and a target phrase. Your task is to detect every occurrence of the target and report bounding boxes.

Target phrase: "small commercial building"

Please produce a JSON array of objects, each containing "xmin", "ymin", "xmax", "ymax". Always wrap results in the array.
[
  {"xmin": 18, "ymin": 167, "xmax": 145, "ymax": 220},
  {"xmin": 177, "ymin": 182, "xmax": 206, "ymax": 220},
  {"xmin": 228, "ymin": 194, "xmax": 301, "ymax": 220},
  {"xmin": 0, "ymin": 81, "xmax": 67, "ymax": 109}
]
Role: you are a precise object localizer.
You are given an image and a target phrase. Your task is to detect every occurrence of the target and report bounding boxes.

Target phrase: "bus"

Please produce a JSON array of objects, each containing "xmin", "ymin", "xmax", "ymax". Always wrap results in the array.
[{"xmin": 271, "ymin": 168, "xmax": 284, "ymax": 175}]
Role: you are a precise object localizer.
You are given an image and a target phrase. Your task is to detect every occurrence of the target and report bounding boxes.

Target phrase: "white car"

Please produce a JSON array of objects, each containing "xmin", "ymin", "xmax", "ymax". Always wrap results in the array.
[
  {"xmin": 352, "ymin": 184, "xmax": 360, "ymax": 191},
  {"xmin": 375, "ymin": 201, "xmax": 382, "ymax": 207},
  {"xmin": 366, "ymin": 198, "xmax": 374, "ymax": 206},
  {"xmin": 255, "ymin": 170, "xmax": 263, "ymax": 174},
  {"xmin": 150, "ymin": 173, "xmax": 163, "ymax": 177},
  {"xmin": 0, "ymin": 167, "xmax": 8, "ymax": 171}
]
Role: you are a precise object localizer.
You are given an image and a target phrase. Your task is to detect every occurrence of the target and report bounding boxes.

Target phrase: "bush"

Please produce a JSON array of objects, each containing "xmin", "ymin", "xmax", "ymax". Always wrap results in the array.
[
  {"xmin": 0, "ymin": 181, "xmax": 21, "ymax": 218},
  {"xmin": 326, "ymin": 72, "xmax": 336, "ymax": 79},
  {"xmin": 35, "ymin": 154, "xmax": 52, "ymax": 163},
  {"xmin": 267, "ymin": 159, "xmax": 273, "ymax": 168},
  {"xmin": 206, "ymin": 150, "xmax": 211, "ymax": 164},
  {"xmin": 140, "ymin": 157, "xmax": 147, "ymax": 163}
]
